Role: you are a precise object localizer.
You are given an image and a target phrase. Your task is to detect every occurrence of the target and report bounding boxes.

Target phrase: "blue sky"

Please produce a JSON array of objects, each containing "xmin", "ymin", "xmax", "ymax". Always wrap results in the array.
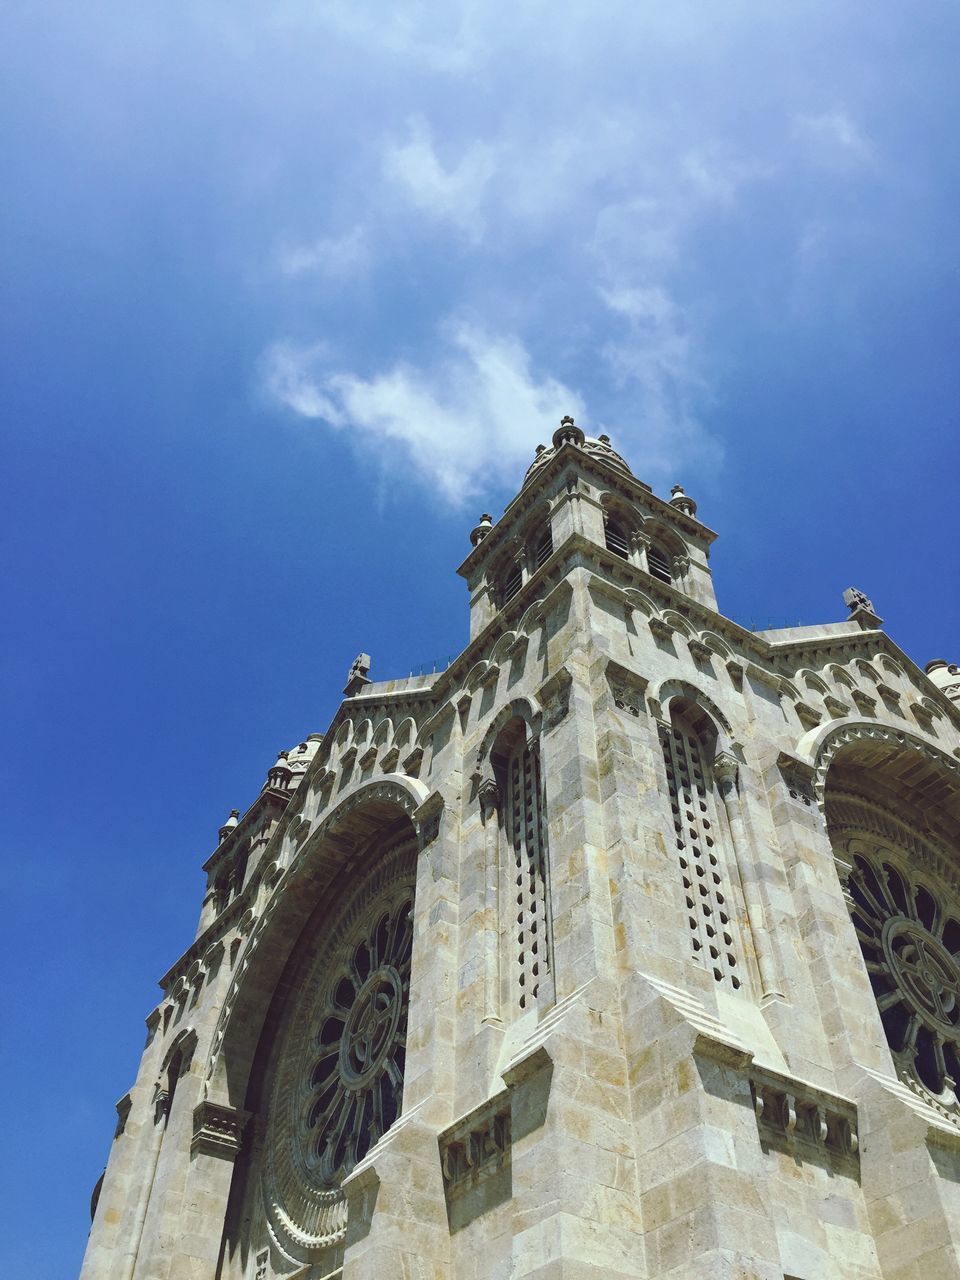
[{"xmin": 2, "ymin": 3, "xmax": 958, "ymax": 1275}]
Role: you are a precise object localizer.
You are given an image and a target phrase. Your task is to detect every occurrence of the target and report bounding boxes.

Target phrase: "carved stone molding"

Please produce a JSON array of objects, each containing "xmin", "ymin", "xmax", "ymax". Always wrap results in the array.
[
  {"xmin": 114, "ymin": 1092, "xmax": 132, "ymax": 1139},
  {"xmin": 750, "ymin": 1067, "xmax": 859, "ymax": 1174},
  {"xmin": 439, "ymin": 1100, "xmax": 511, "ymax": 1197},
  {"xmin": 776, "ymin": 750, "xmax": 816, "ymax": 808},
  {"xmin": 414, "ymin": 791, "xmax": 444, "ymax": 848},
  {"xmin": 812, "ymin": 721, "xmax": 960, "ymax": 812},
  {"xmin": 191, "ymin": 1101, "xmax": 251, "ymax": 1160},
  {"xmin": 537, "ymin": 668, "xmax": 572, "ymax": 732},
  {"xmin": 688, "ymin": 638, "xmax": 713, "ymax": 664}
]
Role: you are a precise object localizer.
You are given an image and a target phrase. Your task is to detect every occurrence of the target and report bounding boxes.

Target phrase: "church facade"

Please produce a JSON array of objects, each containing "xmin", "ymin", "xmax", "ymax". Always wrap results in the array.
[{"xmin": 81, "ymin": 421, "xmax": 960, "ymax": 1280}]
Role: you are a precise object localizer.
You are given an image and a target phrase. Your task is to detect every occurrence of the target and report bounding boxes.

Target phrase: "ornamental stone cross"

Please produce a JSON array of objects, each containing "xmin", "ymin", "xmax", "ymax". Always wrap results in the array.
[
  {"xmin": 343, "ymin": 652, "xmax": 372, "ymax": 696},
  {"xmin": 843, "ymin": 587, "xmax": 875, "ymax": 615}
]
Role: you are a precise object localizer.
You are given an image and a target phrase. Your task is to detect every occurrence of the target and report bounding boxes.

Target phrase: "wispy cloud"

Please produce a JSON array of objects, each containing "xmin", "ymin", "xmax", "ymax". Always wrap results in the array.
[
  {"xmin": 793, "ymin": 109, "xmax": 876, "ymax": 169},
  {"xmin": 264, "ymin": 320, "xmax": 584, "ymax": 504},
  {"xmin": 383, "ymin": 119, "xmax": 498, "ymax": 240},
  {"xmin": 599, "ymin": 286, "xmax": 720, "ymax": 474},
  {"xmin": 276, "ymin": 226, "xmax": 370, "ymax": 279}
]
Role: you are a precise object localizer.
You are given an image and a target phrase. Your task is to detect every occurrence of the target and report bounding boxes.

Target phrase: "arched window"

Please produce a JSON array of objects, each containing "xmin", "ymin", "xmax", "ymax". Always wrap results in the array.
[
  {"xmin": 533, "ymin": 525, "xmax": 553, "ymax": 570},
  {"xmin": 659, "ymin": 702, "xmax": 742, "ymax": 988},
  {"xmin": 500, "ymin": 558, "xmax": 523, "ymax": 604},
  {"xmin": 493, "ymin": 719, "xmax": 552, "ymax": 1011},
  {"xmin": 604, "ymin": 516, "xmax": 630, "ymax": 559},
  {"xmin": 647, "ymin": 542, "xmax": 673, "ymax": 583}
]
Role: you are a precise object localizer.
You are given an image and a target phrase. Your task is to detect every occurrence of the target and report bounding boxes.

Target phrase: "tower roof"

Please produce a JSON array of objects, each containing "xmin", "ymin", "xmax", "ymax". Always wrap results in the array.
[{"xmin": 521, "ymin": 417, "xmax": 633, "ymax": 490}]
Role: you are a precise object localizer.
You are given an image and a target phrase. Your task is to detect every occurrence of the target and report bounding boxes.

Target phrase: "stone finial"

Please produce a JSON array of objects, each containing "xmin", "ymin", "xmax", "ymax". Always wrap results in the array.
[
  {"xmin": 670, "ymin": 484, "xmax": 698, "ymax": 518},
  {"xmin": 344, "ymin": 652, "xmax": 372, "ymax": 697},
  {"xmin": 218, "ymin": 809, "xmax": 240, "ymax": 843},
  {"xmin": 552, "ymin": 415, "xmax": 586, "ymax": 450},
  {"xmin": 469, "ymin": 513, "xmax": 494, "ymax": 547}
]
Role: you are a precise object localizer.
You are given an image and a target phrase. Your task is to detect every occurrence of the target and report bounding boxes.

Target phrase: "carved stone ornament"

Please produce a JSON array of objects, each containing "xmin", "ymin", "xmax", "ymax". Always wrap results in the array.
[
  {"xmin": 712, "ymin": 751, "xmax": 740, "ymax": 793},
  {"xmin": 478, "ymin": 776, "xmax": 501, "ymax": 821},
  {"xmin": 259, "ymin": 840, "xmax": 417, "ymax": 1262},
  {"xmin": 750, "ymin": 1067, "xmax": 858, "ymax": 1172},
  {"xmin": 538, "ymin": 669, "xmax": 572, "ymax": 732},
  {"xmin": 191, "ymin": 1101, "xmax": 251, "ymax": 1160}
]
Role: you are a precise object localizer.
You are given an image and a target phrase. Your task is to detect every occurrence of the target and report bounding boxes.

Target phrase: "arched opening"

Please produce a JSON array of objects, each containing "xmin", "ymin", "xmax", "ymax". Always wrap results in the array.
[
  {"xmin": 647, "ymin": 541, "xmax": 673, "ymax": 583},
  {"xmin": 825, "ymin": 737, "xmax": 960, "ymax": 1113},
  {"xmin": 490, "ymin": 716, "xmax": 553, "ymax": 1012},
  {"xmin": 215, "ymin": 795, "xmax": 421, "ymax": 1277},
  {"xmin": 604, "ymin": 515, "xmax": 630, "ymax": 559},
  {"xmin": 533, "ymin": 523, "xmax": 553, "ymax": 570},
  {"xmin": 659, "ymin": 698, "xmax": 743, "ymax": 989}
]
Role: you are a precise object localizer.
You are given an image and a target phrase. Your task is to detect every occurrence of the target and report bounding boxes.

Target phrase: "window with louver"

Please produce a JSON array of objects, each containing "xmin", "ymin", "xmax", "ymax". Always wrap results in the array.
[
  {"xmin": 648, "ymin": 543, "xmax": 672, "ymax": 583},
  {"xmin": 502, "ymin": 561, "xmax": 523, "ymax": 603},
  {"xmin": 604, "ymin": 519, "xmax": 630, "ymax": 559},
  {"xmin": 660, "ymin": 718, "xmax": 742, "ymax": 988},
  {"xmin": 534, "ymin": 527, "xmax": 553, "ymax": 570},
  {"xmin": 506, "ymin": 740, "xmax": 551, "ymax": 1010}
]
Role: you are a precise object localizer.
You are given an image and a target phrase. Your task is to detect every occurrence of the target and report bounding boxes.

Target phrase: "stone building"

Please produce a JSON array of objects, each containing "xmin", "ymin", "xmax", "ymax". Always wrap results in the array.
[{"xmin": 81, "ymin": 421, "xmax": 960, "ymax": 1280}]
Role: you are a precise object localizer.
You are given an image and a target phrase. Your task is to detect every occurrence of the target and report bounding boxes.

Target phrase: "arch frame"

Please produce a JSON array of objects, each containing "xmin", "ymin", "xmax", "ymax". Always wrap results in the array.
[
  {"xmin": 203, "ymin": 774, "xmax": 429, "ymax": 1108},
  {"xmin": 796, "ymin": 716, "xmax": 960, "ymax": 814}
]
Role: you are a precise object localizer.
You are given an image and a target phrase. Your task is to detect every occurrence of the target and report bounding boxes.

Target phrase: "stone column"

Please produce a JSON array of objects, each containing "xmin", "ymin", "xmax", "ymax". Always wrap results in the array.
[
  {"xmin": 714, "ymin": 752, "xmax": 785, "ymax": 1004},
  {"xmin": 478, "ymin": 776, "xmax": 502, "ymax": 1027}
]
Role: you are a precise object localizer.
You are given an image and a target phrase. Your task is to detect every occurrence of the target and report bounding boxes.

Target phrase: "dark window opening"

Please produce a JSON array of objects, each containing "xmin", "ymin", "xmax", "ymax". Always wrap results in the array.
[
  {"xmin": 502, "ymin": 562, "xmax": 523, "ymax": 603},
  {"xmin": 648, "ymin": 543, "xmax": 672, "ymax": 583},
  {"xmin": 604, "ymin": 519, "xmax": 629, "ymax": 559},
  {"xmin": 534, "ymin": 527, "xmax": 553, "ymax": 570}
]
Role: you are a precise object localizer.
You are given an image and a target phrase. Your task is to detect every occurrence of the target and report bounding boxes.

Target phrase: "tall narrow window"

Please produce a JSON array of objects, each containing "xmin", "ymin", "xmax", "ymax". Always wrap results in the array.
[
  {"xmin": 605, "ymin": 518, "xmax": 629, "ymax": 559},
  {"xmin": 534, "ymin": 526, "xmax": 553, "ymax": 570},
  {"xmin": 501, "ymin": 560, "xmax": 523, "ymax": 604},
  {"xmin": 505, "ymin": 737, "xmax": 551, "ymax": 1009},
  {"xmin": 660, "ymin": 709, "xmax": 741, "ymax": 988},
  {"xmin": 648, "ymin": 543, "xmax": 672, "ymax": 583}
]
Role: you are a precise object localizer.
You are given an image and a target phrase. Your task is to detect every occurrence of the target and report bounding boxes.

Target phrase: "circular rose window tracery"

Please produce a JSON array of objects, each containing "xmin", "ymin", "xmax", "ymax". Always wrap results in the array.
[
  {"xmin": 260, "ymin": 841, "xmax": 416, "ymax": 1263},
  {"xmin": 846, "ymin": 838, "xmax": 960, "ymax": 1110}
]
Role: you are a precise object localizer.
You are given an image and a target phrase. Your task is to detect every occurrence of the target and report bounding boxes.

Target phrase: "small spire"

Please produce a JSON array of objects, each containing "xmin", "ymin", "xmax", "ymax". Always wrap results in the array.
[
  {"xmin": 469, "ymin": 513, "xmax": 493, "ymax": 547},
  {"xmin": 670, "ymin": 484, "xmax": 698, "ymax": 518},
  {"xmin": 218, "ymin": 809, "xmax": 240, "ymax": 843},
  {"xmin": 552, "ymin": 415, "xmax": 586, "ymax": 450}
]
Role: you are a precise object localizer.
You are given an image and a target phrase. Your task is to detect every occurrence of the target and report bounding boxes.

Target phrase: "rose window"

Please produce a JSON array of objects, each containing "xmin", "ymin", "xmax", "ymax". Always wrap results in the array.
[
  {"xmin": 260, "ymin": 845, "xmax": 415, "ymax": 1263},
  {"xmin": 307, "ymin": 898, "xmax": 413, "ymax": 1184},
  {"xmin": 848, "ymin": 846, "xmax": 960, "ymax": 1108}
]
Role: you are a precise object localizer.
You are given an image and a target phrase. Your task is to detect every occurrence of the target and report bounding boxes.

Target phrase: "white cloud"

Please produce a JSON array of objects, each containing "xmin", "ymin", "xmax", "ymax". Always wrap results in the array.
[
  {"xmin": 276, "ymin": 226, "xmax": 370, "ymax": 279},
  {"xmin": 598, "ymin": 285, "xmax": 720, "ymax": 475},
  {"xmin": 383, "ymin": 119, "xmax": 498, "ymax": 240},
  {"xmin": 264, "ymin": 320, "xmax": 584, "ymax": 504},
  {"xmin": 793, "ymin": 110, "xmax": 876, "ymax": 168}
]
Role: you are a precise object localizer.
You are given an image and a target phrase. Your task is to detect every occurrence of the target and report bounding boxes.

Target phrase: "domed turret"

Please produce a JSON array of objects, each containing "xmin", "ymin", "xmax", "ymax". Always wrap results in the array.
[
  {"xmin": 522, "ymin": 417, "xmax": 633, "ymax": 490},
  {"xmin": 925, "ymin": 660, "xmax": 960, "ymax": 704},
  {"xmin": 265, "ymin": 736, "xmax": 322, "ymax": 791},
  {"xmin": 218, "ymin": 809, "xmax": 239, "ymax": 843}
]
